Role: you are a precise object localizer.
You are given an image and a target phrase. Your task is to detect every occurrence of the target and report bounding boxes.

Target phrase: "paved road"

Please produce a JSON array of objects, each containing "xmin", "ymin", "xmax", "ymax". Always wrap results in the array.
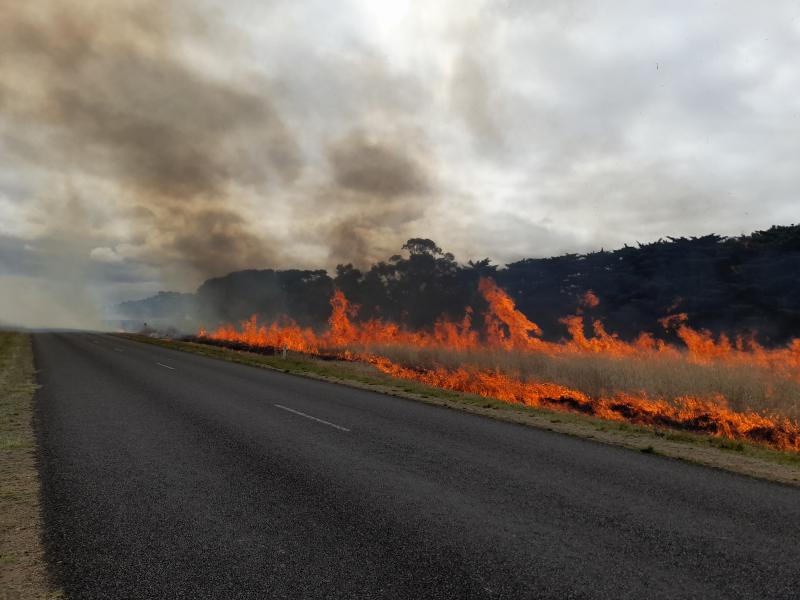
[{"xmin": 34, "ymin": 333, "xmax": 800, "ymax": 599}]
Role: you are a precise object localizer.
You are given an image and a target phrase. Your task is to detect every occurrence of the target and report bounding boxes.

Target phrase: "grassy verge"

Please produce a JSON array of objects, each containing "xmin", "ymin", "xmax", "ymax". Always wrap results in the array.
[
  {"xmin": 0, "ymin": 333, "xmax": 61, "ymax": 598},
  {"xmin": 120, "ymin": 333, "xmax": 800, "ymax": 485}
]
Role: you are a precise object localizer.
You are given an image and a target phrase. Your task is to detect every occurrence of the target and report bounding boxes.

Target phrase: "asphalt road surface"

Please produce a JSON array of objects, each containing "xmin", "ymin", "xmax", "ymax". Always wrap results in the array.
[{"xmin": 34, "ymin": 332, "xmax": 800, "ymax": 599}]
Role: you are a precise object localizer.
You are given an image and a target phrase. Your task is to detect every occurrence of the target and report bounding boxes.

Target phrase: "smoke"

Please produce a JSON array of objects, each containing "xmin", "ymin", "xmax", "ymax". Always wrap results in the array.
[
  {"xmin": 450, "ymin": 50, "xmax": 506, "ymax": 154},
  {"xmin": 170, "ymin": 208, "xmax": 276, "ymax": 278},
  {"xmin": 0, "ymin": 0, "xmax": 452, "ymax": 326},
  {"xmin": 329, "ymin": 131, "xmax": 430, "ymax": 198},
  {"xmin": 0, "ymin": 0, "xmax": 301, "ymax": 285},
  {"xmin": 4, "ymin": 0, "xmax": 792, "ymax": 329},
  {"xmin": 316, "ymin": 128, "xmax": 436, "ymax": 266}
]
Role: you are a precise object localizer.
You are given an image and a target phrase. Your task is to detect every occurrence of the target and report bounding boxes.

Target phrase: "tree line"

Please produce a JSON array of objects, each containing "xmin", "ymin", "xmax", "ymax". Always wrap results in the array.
[{"xmin": 117, "ymin": 224, "xmax": 800, "ymax": 345}]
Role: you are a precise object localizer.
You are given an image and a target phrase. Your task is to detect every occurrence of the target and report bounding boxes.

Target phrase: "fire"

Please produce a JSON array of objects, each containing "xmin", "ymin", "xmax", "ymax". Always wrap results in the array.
[
  {"xmin": 198, "ymin": 278, "xmax": 800, "ymax": 451},
  {"xmin": 658, "ymin": 313, "xmax": 800, "ymax": 380},
  {"xmin": 368, "ymin": 358, "xmax": 800, "ymax": 451},
  {"xmin": 327, "ymin": 290, "xmax": 358, "ymax": 346},
  {"xmin": 581, "ymin": 290, "xmax": 600, "ymax": 309},
  {"xmin": 479, "ymin": 278, "xmax": 544, "ymax": 350},
  {"xmin": 203, "ymin": 314, "xmax": 320, "ymax": 355}
]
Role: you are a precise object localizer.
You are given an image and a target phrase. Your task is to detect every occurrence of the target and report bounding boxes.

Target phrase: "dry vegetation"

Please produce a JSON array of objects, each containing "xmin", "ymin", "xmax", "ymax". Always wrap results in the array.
[
  {"xmin": 0, "ymin": 332, "xmax": 60, "ymax": 599},
  {"xmin": 368, "ymin": 344, "xmax": 800, "ymax": 420}
]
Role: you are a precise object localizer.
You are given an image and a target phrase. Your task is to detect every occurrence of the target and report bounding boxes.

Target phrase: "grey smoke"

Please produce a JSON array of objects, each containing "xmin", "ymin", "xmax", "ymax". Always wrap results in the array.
[{"xmin": 1, "ymin": 0, "xmax": 799, "ymax": 327}]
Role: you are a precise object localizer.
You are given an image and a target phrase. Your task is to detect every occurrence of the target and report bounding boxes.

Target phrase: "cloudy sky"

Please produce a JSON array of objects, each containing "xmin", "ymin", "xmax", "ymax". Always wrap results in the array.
[{"xmin": 1, "ymin": 0, "xmax": 799, "ymax": 326}]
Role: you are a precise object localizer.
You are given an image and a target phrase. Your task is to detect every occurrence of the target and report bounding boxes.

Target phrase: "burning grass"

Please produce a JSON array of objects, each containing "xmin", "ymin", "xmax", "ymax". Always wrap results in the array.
[
  {"xmin": 367, "ymin": 345, "xmax": 800, "ymax": 420},
  {"xmin": 366, "ymin": 352, "xmax": 800, "ymax": 452},
  {"xmin": 196, "ymin": 279, "xmax": 800, "ymax": 452}
]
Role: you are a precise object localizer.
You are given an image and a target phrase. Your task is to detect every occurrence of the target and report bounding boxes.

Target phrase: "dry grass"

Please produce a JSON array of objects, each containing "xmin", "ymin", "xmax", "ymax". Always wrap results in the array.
[
  {"xmin": 367, "ymin": 344, "xmax": 800, "ymax": 420},
  {"xmin": 0, "ymin": 332, "xmax": 61, "ymax": 599}
]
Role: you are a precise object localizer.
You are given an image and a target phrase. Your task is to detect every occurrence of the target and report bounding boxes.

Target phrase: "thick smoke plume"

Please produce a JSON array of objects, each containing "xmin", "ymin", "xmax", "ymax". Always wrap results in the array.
[
  {"xmin": 0, "ymin": 0, "xmax": 441, "ymax": 325},
  {"xmin": 320, "ymin": 130, "xmax": 435, "ymax": 266},
  {"xmin": 0, "ymin": 0, "xmax": 301, "ymax": 279}
]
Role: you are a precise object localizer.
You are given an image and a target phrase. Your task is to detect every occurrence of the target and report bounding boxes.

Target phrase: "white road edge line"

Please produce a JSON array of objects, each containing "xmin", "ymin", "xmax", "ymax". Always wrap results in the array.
[
  {"xmin": 274, "ymin": 404, "xmax": 351, "ymax": 432},
  {"xmin": 156, "ymin": 362, "xmax": 175, "ymax": 370}
]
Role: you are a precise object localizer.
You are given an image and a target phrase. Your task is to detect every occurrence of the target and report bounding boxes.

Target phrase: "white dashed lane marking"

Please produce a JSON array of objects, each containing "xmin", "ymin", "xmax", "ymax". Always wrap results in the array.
[{"xmin": 274, "ymin": 404, "xmax": 350, "ymax": 432}]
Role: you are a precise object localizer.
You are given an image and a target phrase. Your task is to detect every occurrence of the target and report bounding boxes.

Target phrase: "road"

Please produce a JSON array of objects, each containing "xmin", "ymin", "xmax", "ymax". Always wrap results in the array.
[{"xmin": 33, "ymin": 332, "xmax": 800, "ymax": 599}]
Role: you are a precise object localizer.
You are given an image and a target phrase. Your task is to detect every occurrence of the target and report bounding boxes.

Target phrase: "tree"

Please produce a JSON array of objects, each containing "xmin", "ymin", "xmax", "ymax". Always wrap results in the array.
[{"xmin": 402, "ymin": 238, "xmax": 443, "ymax": 257}]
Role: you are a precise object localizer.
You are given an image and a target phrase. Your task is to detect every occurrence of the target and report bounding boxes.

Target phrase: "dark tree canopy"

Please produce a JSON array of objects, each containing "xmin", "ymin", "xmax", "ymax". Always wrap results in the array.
[{"xmin": 118, "ymin": 225, "xmax": 800, "ymax": 345}]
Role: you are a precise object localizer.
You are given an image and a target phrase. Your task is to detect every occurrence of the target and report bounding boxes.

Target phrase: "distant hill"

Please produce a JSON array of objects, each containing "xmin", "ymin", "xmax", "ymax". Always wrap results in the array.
[{"xmin": 116, "ymin": 225, "xmax": 800, "ymax": 344}]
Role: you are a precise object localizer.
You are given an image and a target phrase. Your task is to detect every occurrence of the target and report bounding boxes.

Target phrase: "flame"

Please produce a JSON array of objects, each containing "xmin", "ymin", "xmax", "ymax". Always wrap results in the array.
[
  {"xmin": 203, "ymin": 314, "xmax": 320, "ymax": 354},
  {"xmin": 656, "ymin": 313, "xmax": 800, "ymax": 380},
  {"xmin": 198, "ymin": 278, "xmax": 800, "ymax": 451},
  {"xmin": 368, "ymin": 357, "xmax": 800, "ymax": 451},
  {"xmin": 581, "ymin": 290, "xmax": 600, "ymax": 309},
  {"xmin": 479, "ymin": 277, "xmax": 544, "ymax": 350}
]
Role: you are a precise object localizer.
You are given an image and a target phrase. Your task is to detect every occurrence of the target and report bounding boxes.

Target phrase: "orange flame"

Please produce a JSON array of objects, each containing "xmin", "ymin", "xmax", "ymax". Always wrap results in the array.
[
  {"xmin": 581, "ymin": 290, "xmax": 600, "ymax": 309},
  {"xmin": 368, "ymin": 357, "xmax": 800, "ymax": 451},
  {"xmin": 479, "ymin": 277, "xmax": 544, "ymax": 350},
  {"xmin": 197, "ymin": 278, "xmax": 800, "ymax": 451}
]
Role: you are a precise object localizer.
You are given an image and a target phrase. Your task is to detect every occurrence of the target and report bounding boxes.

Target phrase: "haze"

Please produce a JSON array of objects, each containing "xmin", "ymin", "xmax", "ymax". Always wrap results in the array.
[{"xmin": 1, "ymin": 0, "xmax": 798, "ymax": 327}]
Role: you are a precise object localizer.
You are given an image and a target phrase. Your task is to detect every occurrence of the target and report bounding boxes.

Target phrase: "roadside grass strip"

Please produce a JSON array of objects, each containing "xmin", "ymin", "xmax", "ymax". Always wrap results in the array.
[{"xmin": 0, "ymin": 332, "xmax": 62, "ymax": 598}]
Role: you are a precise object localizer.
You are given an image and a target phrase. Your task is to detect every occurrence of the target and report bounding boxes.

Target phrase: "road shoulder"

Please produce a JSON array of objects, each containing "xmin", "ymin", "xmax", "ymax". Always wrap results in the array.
[{"xmin": 0, "ymin": 332, "xmax": 61, "ymax": 599}]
